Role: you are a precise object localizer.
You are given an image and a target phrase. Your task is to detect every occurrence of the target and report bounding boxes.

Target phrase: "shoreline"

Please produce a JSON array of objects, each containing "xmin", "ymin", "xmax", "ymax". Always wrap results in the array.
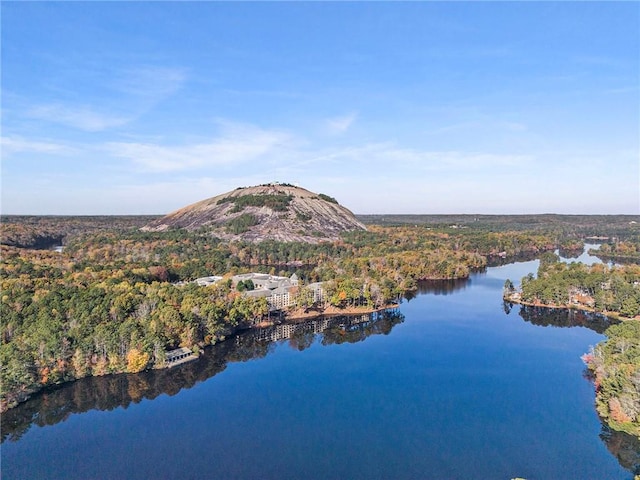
[
  {"xmin": 254, "ymin": 304, "xmax": 399, "ymax": 326},
  {"xmin": 503, "ymin": 295, "xmax": 635, "ymax": 322},
  {"xmin": 286, "ymin": 303, "xmax": 399, "ymax": 320},
  {"xmin": 1, "ymin": 304, "xmax": 400, "ymax": 412}
]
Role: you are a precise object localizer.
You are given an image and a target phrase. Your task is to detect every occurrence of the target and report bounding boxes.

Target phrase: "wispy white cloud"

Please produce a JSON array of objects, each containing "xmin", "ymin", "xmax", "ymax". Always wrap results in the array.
[
  {"xmin": 573, "ymin": 55, "xmax": 629, "ymax": 69},
  {"xmin": 326, "ymin": 112, "xmax": 357, "ymax": 135},
  {"xmin": 112, "ymin": 66, "xmax": 187, "ymax": 98},
  {"xmin": 296, "ymin": 142, "xmax": 531, "ymax": 172},
  {"xmin": 27, "ymin": 104, "xmax": 131, "ymax": 132},
  {"xmin": 604, "ymin": 85, "xmax": 639, "ymax": 95},
  {"xmin": 424, "ymin": 118, "xmax": 528, "ymax": 136},
  {"xmin": 503, "ymin": 122, "xmax": 527, "ymax": 132},
  {"xmin": 1, "ymin": 135, "xmax": 76, "ymax": 156},
  {"xmin": 106, "ymin": 123, "xmax": 292, "ymax": 172},
  {"xmin": 223, "ymin": 88, "xmax": 301, "ymax": 99},
  {"xmin": 424, "ymin": 121, "xmax": 479, "ymax": 136},
  {"xmin": 422, "ymin": 45, "xmax": 513, "ymax": 61},
  {"xmin": 23, "ymin": 65, "xmax": 187, "ymax": 132}
]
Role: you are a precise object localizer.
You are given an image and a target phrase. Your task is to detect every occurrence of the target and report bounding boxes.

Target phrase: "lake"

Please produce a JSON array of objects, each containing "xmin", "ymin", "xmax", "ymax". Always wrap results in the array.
[{"xmin": 2, "ymin": 252, "xmax": 639, "ymax": 479}]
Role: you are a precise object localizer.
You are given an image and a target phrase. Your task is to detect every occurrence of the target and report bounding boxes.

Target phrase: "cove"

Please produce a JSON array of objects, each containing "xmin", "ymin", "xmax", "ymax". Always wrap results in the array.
[{"xmin": 2, "ymin": 258, "xmax": 638, "ymax": 479}]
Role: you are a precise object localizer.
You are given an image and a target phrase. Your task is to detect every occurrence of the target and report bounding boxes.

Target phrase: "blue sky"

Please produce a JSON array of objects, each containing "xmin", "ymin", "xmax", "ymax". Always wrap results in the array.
[{"xmin": 2, "ymin": 2, "xmax": 638, "ymax": 215}]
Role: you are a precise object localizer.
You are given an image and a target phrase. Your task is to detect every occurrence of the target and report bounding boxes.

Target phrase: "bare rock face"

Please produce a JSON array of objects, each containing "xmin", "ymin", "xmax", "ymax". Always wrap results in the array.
[{"xmin": 142, "ymin": 183, "xmax": 366, "ymax": 243}]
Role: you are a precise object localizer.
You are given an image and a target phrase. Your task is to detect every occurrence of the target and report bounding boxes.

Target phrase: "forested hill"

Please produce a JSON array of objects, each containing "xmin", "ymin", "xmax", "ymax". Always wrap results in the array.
[{"xmin": 142, "ymin": 183, "xmax": 366, "ymax": 243}]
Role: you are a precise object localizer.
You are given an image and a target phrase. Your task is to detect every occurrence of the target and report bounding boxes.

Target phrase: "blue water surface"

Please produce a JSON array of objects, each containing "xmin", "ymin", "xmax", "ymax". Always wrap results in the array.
[{"xmin": 2, "ymin": 258, "xmax": 634, "ymax": 479}]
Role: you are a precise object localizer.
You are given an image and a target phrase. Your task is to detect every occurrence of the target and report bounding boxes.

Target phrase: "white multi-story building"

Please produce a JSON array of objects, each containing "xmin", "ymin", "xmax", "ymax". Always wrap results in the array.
[
  {"xmin": 306, "ymin": 282, "xmax": 325, "ymax": 304},
  {"xmin": 196, "ymin": 272, "xmax": 322, "ymax": 311},
  {"xmin": 268, "ymin": 286, "xmax": 292, "ymax": 309}
]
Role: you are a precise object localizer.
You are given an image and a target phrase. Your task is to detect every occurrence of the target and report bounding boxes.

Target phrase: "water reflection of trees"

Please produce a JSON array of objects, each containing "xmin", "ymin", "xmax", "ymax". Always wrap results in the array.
[
  {"xmin": 321, "ymin": 310, "xmax": 403, "ymax": 345},
  {"xmin": 511, "ymin": 304, "xmax": 639, "ymax": 474},
  {"xmin": 512, "ymin": 304, "xmax": 614, "ymax": 334},
  {"xmin": 485, "ymin": 251, "xmax": 541, "ymax": 267},
  {"xmin": 1, "ymin": 310, "xmax": 404, "ymax": 443},
  {"xmin": 600, "ymin": 424, "xmax": 640, "ymax": 475},
  {"xmin": 404, "ymin": 279, "xmax": 471, "ymax": 300},
  {"xmin": 557, "ymin": 247, "xmax": 584, "ymax": 259}
]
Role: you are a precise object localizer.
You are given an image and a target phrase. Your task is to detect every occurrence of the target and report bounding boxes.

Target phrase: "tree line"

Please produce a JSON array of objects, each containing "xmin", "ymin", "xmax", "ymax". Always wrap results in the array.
[{"xmin": 583, "ymin": 321, "xmax": 640, "ymax": 438}]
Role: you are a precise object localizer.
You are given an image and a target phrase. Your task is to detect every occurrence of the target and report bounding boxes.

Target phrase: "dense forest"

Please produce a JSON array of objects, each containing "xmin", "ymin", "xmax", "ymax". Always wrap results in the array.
[
  {"xmin": 583, "ymin": 321, "xmax": 640, "ymax": 438},
  {"xmin": 1, "ymin": 215, "xmax": 639, "ymax": 422}
]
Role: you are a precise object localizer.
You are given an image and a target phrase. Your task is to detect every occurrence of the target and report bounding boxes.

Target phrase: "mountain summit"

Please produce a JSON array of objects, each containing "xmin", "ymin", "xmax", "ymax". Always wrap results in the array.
[{"xmin": 142, "ymin": 183, "xmax": 366, "ymax": 242}]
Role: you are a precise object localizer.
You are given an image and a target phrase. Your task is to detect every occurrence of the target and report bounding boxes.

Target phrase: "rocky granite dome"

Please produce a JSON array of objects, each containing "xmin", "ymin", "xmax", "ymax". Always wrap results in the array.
[{"xmin": 142, "ymin": 183, "xmax": 366, "ymax": 242}]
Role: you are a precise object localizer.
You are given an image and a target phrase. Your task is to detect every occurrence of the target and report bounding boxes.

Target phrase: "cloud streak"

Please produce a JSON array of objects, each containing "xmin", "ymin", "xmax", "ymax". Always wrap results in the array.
[
  {"xmin": 106, "ymin": 124, "xmax": 292, "ymax": 172},
  {"xmin": 1, "ymin": 135, "xmax": 76, "ymax": 156},
  {"xmin": 296, "ymin": 142, "xmax": 532, "ymax": 172},
  {"xmin": 326, "ymin": 112, "xmax": 358, "ymax": 135},
  {"xmin": 24, "ymin": 65, "xmax": 187, "ymax": 132},
  {"xmin": 112, "ymin": 66, "xmax": 187, "ymax": 99},
  {"xmin": 27, "ymin": 104, "xmax": 131, "ymax": 132}
]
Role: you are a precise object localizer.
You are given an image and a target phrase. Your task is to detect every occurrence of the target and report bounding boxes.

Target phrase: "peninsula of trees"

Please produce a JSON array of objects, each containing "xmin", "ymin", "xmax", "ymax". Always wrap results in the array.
[{"xmin": 504, "ymin": 252, "xmax": 640, "ymax": 320}]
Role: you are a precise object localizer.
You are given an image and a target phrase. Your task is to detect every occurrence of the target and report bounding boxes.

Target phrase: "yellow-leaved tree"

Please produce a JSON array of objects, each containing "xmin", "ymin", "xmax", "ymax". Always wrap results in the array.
[{"xmin": 126, "ymin": 348, "xmax": 150, "ymax": 373}]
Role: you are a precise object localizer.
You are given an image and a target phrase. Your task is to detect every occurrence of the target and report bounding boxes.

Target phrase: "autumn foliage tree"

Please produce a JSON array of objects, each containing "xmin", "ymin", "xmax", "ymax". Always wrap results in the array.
[{"xmin": 126, "ymin": 348, "xmax": 150, "ymax": 373}]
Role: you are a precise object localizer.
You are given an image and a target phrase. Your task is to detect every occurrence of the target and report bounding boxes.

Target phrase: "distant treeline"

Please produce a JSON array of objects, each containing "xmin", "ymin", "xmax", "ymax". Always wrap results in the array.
[{"xmin": 358, "ymin": 214, "xmax": 639, "ymax": 239}]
